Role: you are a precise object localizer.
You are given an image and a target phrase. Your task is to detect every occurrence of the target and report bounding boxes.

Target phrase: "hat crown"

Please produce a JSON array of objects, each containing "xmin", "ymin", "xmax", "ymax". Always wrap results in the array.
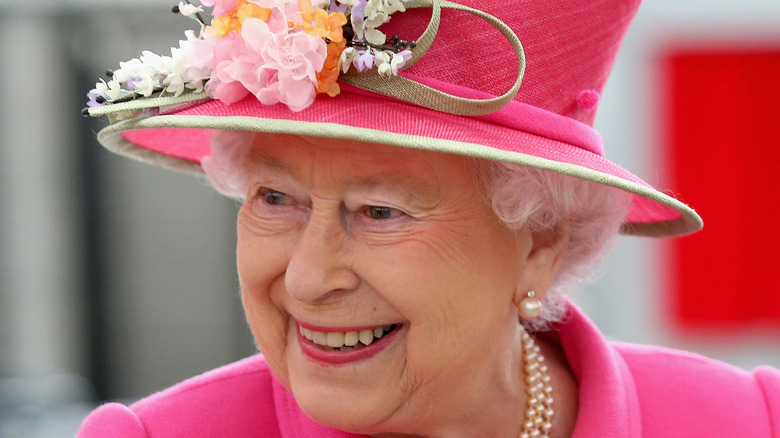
[
  {"xmin": 87, "ymin": 0, "xmax": 702, "ymax": 237},
  {"xmin": 390, "ymin": 0, "xmax": 642, "ymax": 126}
]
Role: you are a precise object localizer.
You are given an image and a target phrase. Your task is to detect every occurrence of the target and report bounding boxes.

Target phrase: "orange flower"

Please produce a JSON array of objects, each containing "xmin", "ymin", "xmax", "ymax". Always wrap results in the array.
[
  {"xmin": 316, "ymin": 40, "xmax": 346, "ymax": 97},
  {"xmin": 207, "ymin": 0, "xmax": 272, "ymax": 37},
  {"xmin": 299, "ymin": 7, "xmax": 347, "ymax": 43},
  {"xmin": 295, "ymin": 1, "xmax": 347, "ymax": 96}
]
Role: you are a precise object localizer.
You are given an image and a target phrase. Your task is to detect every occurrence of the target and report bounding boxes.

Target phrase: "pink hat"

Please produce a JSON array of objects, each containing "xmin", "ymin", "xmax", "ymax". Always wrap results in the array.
[{"xmin": 85, "ymin": 0, "xmax": 702, "ymax": 237}]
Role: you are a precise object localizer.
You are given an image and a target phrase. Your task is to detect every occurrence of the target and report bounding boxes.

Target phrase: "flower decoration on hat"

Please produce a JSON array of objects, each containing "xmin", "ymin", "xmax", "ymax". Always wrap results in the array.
[{"xmin": 87, "ymin": 0, "xmax": 416, "ymax": 113}]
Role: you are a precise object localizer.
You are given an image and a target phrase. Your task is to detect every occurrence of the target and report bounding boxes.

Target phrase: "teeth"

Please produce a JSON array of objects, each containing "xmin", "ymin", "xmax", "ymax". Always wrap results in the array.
[
  {"xmin": 359, "ymin": 329, "xmax": 374, "ymax": 346},
  {"xmin": 344, "ymin": 331, "xmax": 359, "ymax": 346},
  {"xmin": 326, "ymin": 332, "xmax": 345, "ymax": 348},
  {"xmin": 300, "ymin": 324, "xmax": 396, "ymax": 349},
  {"xmin": 312, "ymin": 331, "xmax": 327, "ymax": 346},
  {"xmin": 300, "ymin": 326, "xmax": 314, "ymax": 341}
]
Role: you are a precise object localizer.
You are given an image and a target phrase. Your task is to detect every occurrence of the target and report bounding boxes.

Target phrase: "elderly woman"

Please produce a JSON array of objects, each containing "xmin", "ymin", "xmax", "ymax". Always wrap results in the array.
[{"xmin": 78, "ymin": 0, "xmax": 779, "ymax": 437}]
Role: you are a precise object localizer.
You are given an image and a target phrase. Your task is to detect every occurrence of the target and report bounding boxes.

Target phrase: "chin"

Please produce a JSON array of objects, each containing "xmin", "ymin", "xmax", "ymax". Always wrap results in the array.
[
  {"xmin": 284, "ymin": 342, "xmax": 409, "ymax": 435},
  {"xmin": 276, "ymin": 318, "xmax": 417, "ymax": 434},
  {"xmin": 292, "ymin": 383, "xmax": 399, "ymax": 434}
]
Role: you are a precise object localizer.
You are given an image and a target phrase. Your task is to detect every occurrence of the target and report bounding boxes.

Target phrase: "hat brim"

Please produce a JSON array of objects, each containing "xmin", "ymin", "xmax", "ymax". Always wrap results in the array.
[{"xmin": 89, "ymin": 89, "xmax": 702, "ymax": 238}]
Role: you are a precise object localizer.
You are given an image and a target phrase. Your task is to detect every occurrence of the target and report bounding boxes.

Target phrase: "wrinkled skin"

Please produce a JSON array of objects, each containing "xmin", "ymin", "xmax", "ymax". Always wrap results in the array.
[{"xmin": 236, "ymin": 134, "xmax": 571, "ymax": 438}]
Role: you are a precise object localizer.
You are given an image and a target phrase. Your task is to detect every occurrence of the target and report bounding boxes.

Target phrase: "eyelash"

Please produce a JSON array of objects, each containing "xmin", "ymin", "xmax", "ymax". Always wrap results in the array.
[
  {"xmin": 253, "ymin": 187, "xmax": 407, "ymax": 222},
  {"xmin": 262, "ymin": 188, "xmax": 287, "ymax": 206},
  {"xmin": 249, "ymin": 187, "xmax": 296, "ymax": 216},
  {"xmin": 363, "ymin": 206, "xmax": 403, "ymax": 220}
]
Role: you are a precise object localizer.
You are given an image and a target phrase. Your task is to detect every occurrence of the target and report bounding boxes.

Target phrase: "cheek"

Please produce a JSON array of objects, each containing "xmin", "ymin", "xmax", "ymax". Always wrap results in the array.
[
  {"xmin": 354, "ymin": 222, "xmax": 520, "ymax": 375},
  {"xmin": 390, "ymin": 218, "xmax": 521, "ymax": 296},
  {"xmin": 236, "ymin": 225, "xmax": 294, "ymax": 384}
]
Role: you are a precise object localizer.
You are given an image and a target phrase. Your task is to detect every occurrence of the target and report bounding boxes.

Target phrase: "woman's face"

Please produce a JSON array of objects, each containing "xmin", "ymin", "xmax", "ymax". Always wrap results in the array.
[{"xmin": 236, "ymin": 135, "xmax": 553, "ymax": 434}]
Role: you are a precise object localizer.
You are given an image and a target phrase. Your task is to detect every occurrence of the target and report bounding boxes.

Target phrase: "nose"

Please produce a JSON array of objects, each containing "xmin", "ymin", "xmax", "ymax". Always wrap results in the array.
[{"xmin": 285, "ymin": 209, "xmax": 360, "ymax": 303}]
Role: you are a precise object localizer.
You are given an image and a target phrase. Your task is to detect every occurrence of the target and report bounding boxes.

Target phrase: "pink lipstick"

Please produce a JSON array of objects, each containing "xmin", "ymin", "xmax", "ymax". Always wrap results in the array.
[{"xmin": 296, "ymin": 322, "xmax": 401, "ymax": 366}]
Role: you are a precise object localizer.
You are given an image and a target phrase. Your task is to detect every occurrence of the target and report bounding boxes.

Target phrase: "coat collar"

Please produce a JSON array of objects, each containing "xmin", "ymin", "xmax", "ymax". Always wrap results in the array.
[
  {"xmin": 271, "ymin": 301, "xmax": 643, "ymax": 438},
  {"xmin": 559, "ymin": 301, "xmax": 643, "ymax": 438}
]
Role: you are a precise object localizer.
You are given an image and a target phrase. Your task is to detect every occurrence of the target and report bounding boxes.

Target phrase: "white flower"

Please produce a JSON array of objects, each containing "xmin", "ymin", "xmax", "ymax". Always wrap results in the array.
[
  {"xmin": 139, "ymin": 51, "xmax": 171, "ymax": 78},
  {"xmin": 390, "ymin": 50, "xmax": 410, "ymax": 74},
  {"xmin": 336, "ymin": 0, "xmax": 355, "ymax": 5},
  {"xmin": 113, "ymin": 58, "xmax": 143, "ymax": 83},
  {"xmin": 383, "ymin": 0, "xmax": 406, "ymax": 15},
  {"xmin": 140, "ymin": 51, "xmax": 163, "ymax": 67},
  {"xmin": 186, "ymin": 79, "xmax": 205, "ymax": 93},
  {"xmin": 177, "ymin": 1, "xmax": 204, "ymax": 17},
  {"xmin": 339, "ymin": 47, "xmax": 356, "ymax": 73},
  {"xmin": 364, "ymin": 0, "xmax": 381, "ymax": 17},
  {"xmin": 377, "ymin": 62, "xmax": 392, "ymax": 77},
  {"xmin": 375, "ymin": 50, "xmax": 392, "ymax": 77},
  {"xmin": 365, "ymin": 28, "xmax": 386, "ymax": 45},
  {"xmin": 310, "ymin": 0, "xmax": 331, "ymax": 9},
  {"xmin": 352, "ymin": 16, "xmax": 366, "ymax": 40},
  {"xmin": 166, "ymin": 47, "xmax": 188, "ymax": 79},
  {"xmin": 106, "ymin": 81, "xmax": 123, "ymax": 100},
  {"xmin": 133, "ymin": 74, "xmax": 156, "ymax": 97},
  {"xmin": 179, "ymin": 30, "xmax": 215, "ymax": 81},
  {"xmin": 183, "ymin": 29, "xmax": 198, "ymax": 41},
  {"xmin": 365, "ymin": 0, "xmax": 404, "ymax": 28},
  {"xmin": 364, "ymin": 12, "xmax": 388, "ymax": 30},
  {"xmin": 163, "ymin": 73, "xmax": 186, "ymax": 96},
  {"xmin": 93, "ymin": 80, "xmax": 107, "ymax": 94},
  {"xmin": 374, "ymin": 50, "xmax": 390, "ymax": 64},
  {"xmin": 96, "ymin": 79, "xmax": 124, "ymax": 101}
]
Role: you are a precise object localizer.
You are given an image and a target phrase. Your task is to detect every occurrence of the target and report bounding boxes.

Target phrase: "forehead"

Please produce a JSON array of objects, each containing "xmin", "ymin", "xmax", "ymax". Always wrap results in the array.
[{"xmin": 245, "ymin": 134, "xmax": 473, "ymax": 187}]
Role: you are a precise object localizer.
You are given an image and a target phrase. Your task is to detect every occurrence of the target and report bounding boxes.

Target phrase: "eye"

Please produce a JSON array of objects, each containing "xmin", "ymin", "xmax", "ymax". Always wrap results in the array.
[
  {"xmin": 366, "ymin": 206, "xmax": 403, "ymax": 220},
  {"xmin": 263, "ymin": 188, "xmax": 287, "ymax": 206}
]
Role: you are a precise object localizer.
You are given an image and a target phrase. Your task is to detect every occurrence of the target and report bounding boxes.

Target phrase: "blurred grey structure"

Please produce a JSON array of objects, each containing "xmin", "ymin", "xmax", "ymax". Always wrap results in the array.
[
  {"xmin": 1, "ymin": 1, "xmax": 779, "ymax": 437},
  {"xmin": 1, "ymin": 2, "xmax": 253, "ymax": 437},
  {"xmin": 578, "ymin": 0, "xmax": 780, "ymax": 370}
]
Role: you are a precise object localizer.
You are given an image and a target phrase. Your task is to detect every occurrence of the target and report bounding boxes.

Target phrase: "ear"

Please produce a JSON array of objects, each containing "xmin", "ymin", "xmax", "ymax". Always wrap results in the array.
[{"xmin": 513, "ymin": 224, "xmax": 571, "ymax": 307}]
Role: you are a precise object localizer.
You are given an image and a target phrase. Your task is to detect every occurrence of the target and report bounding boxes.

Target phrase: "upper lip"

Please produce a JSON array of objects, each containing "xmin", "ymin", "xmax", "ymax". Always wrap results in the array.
[{"xmin": 296, "ymin": 320, "xmax": 398, "ymax": 333}]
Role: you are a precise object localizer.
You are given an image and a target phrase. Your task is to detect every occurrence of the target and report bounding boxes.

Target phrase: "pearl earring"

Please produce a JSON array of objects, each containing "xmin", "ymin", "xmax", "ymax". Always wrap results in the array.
[{"xmin": 519, "ymin": 290, "xmax": 542, "ymax": 320}]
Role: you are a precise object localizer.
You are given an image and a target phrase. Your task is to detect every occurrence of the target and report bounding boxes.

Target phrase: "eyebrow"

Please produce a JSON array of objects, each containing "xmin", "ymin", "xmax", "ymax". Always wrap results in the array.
[
  {"xmin": 254, "ymin": 156, "xmax": 292, "ymax": 174},
  {"xmin": 251, "ymin": 156, "xmax": 440, "ymax": 202},
  {"xmin": 347, "ymin": 173, "xmax": 429, "ymax": 193}
]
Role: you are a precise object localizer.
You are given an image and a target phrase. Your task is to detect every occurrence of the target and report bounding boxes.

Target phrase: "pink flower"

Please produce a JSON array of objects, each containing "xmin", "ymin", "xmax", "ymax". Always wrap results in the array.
[
  {"xmin": 209, "ymin": 33, "xmax": 252, "ymax": 104},
  {"xmin": 211, "ymin": 17, "xmax": 327, "ymax": 111},
  {"xmin": 179, "ymin": 31, "xmax": 216, "ymax": 81},
  {"xmin": 208, "ymin": 79, "xmax": 250, "ymax": 104},
  {"xmin": 201, "ymin": 0, "xmax": 241, "ymax": 17},
  {"xmin": 253, "ymin": 0, "xmax": 306, "ymax": 26}
]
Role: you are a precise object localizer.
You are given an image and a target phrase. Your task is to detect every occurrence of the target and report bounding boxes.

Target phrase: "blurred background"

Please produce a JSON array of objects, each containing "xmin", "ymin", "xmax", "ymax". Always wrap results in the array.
[{"xmin": 0, "ymin": 1, "xmax": 778, "ymax": 437}]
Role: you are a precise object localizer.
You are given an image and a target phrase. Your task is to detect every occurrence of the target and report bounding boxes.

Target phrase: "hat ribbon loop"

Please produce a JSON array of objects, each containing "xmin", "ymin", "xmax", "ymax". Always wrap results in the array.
[{"xmin": 340, "ymin": 0, "xmax": 526, "ymax": 116}]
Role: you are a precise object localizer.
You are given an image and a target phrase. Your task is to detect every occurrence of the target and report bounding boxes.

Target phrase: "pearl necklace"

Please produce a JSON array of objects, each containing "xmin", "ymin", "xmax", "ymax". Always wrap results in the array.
[{"xmin": 519, "ymin": 330, "xmax": 554, "ymax": 438}]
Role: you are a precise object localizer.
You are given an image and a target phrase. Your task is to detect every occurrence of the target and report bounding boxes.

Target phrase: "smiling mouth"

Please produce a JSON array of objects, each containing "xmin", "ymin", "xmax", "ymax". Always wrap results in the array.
[{"xmin": 298, "ymin": 324, "xmax": 400, "ymax": 352}]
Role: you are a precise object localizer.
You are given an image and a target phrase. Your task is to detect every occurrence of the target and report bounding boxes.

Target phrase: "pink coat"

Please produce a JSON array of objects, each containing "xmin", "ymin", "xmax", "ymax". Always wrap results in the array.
[{"xmin": 77, "ymin": 304, "xmax": 780, "ymax": 437}]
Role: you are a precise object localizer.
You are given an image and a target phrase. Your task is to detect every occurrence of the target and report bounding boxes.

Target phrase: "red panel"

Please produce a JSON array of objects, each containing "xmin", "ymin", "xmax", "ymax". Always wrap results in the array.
[{"xmin": 662, "ymin": 49, "xmax": 780, "ymax": 330}]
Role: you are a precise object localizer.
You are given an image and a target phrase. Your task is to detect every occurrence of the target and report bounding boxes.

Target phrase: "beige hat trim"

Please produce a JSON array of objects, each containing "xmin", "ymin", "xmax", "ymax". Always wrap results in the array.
[{"xmin": 94, "ymin": 114, "xmax": 703, "ymax": 238}]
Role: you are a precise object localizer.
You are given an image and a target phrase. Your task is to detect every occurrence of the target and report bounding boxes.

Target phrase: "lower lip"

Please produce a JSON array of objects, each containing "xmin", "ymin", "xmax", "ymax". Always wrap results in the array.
[{"xmin": 296, "ymin": 324, "xmax": 401, "ymax": 366}]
